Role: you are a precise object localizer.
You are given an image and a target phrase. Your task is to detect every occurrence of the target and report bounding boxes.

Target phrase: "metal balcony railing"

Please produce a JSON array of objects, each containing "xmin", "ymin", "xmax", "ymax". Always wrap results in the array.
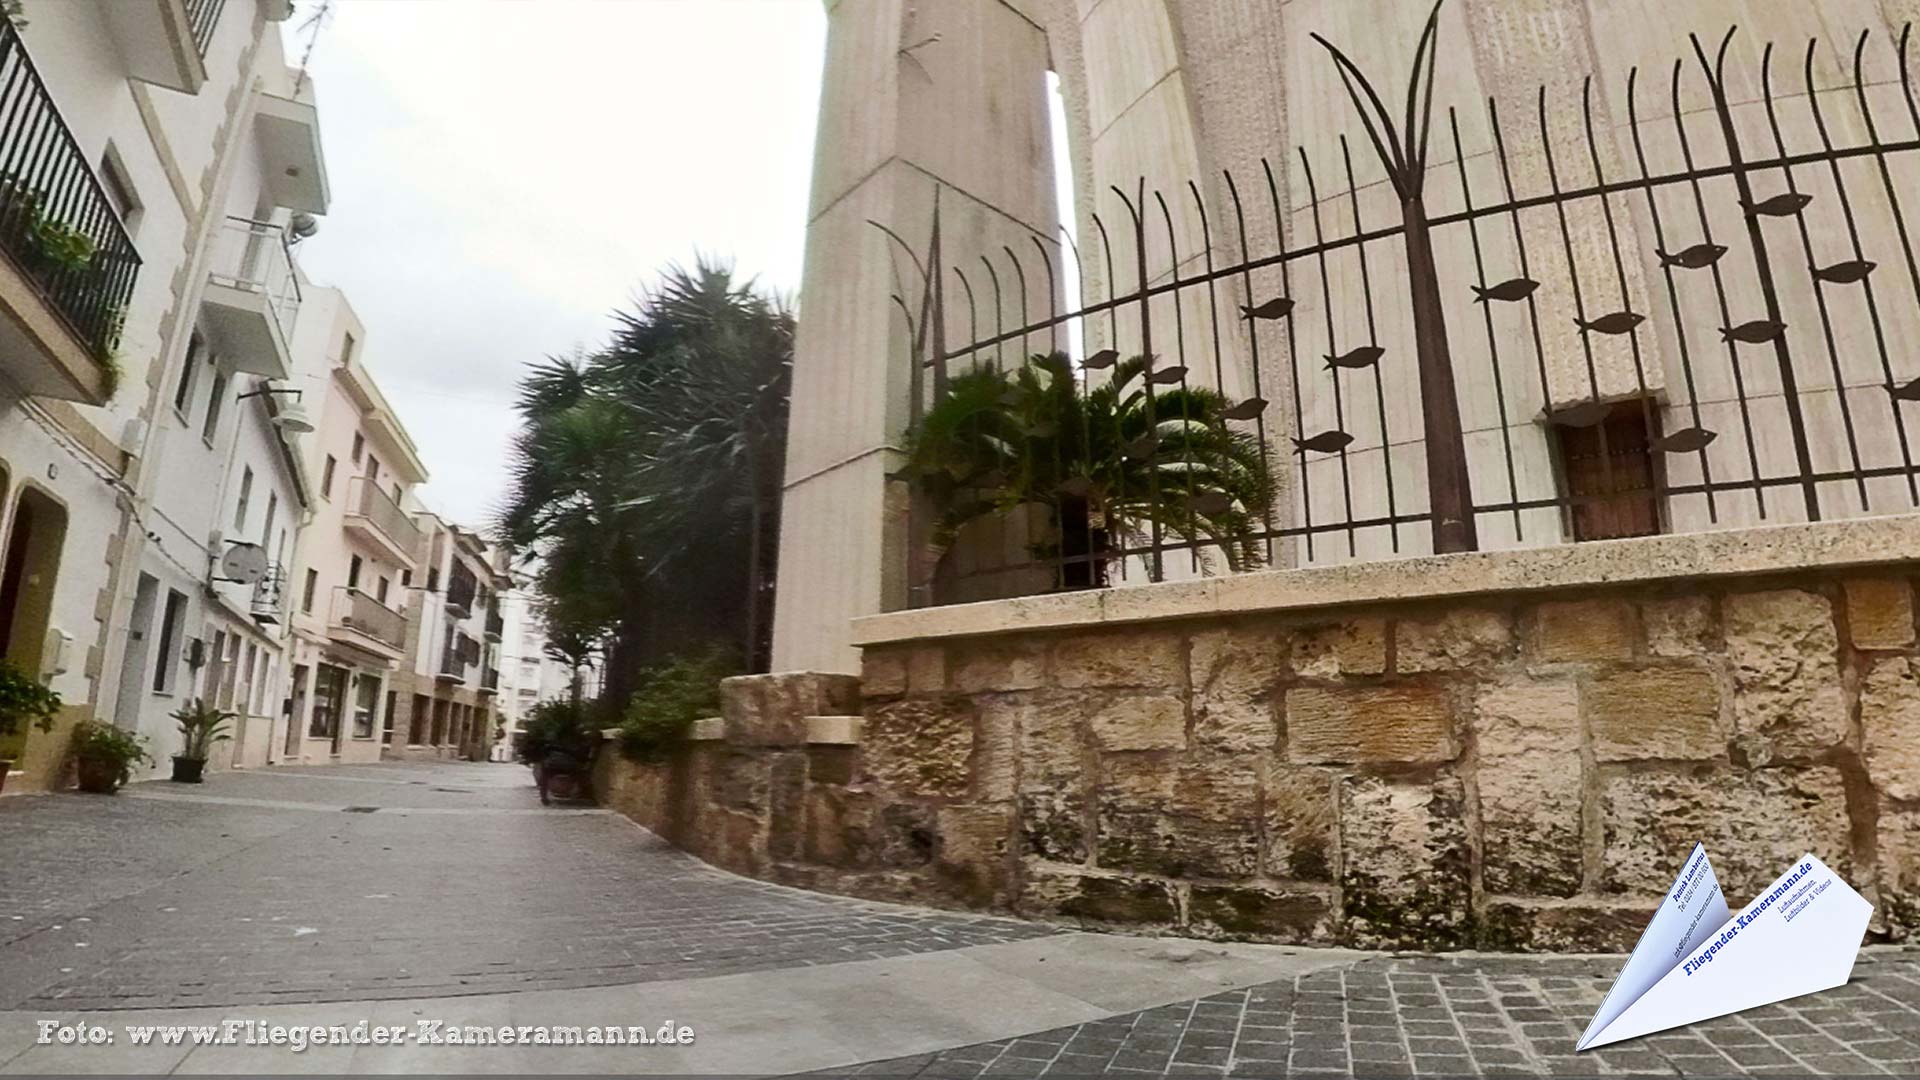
[
  {"xmin": 347, "ymin": 476, "xmax": 422, "ymax": 561},
  {"xmin": 206, "ymin": 217, "xmax": 299, "ymax": 343},
  {"xmin": 185, "ymin": 0, "xmax": 226, "ymax": 56},
  {"xmin": 331, "ymin": 586, "xmax": 404, "ymax": 650},
  {"xmin": 485, "ymin": 604, "xmax": 503, "ymax": 640},
  {"xmin": 480, "ymin": 667, "xmax": 500, "ymax": 693},
  {"xmin": 0, "ymin": 20, "xmax": 141, "ymax": 365},
  {"xmin": 439, "ymin": 633, "xmax": 470, "ymax": 679},
  {"xmin": 249, "ymin": 562, "xmax": 287, "ymax": 624},
  {"xmin": 444, "ymin": 563, "xmax": 477, "ymax": 617}
]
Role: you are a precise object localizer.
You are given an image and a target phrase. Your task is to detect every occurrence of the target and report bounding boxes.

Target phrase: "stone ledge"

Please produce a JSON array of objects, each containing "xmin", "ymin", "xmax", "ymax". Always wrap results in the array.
[
  {"xmin": 851, "ymin": 515, "xmax": 1920, "ymax": 646},
  {"xmin": 690, "ymin": 716, "xmax": 725, "ymax": 741},
  {"xmin": 805, "ymin": 715, "xmax": 863, "ymax": 745}
]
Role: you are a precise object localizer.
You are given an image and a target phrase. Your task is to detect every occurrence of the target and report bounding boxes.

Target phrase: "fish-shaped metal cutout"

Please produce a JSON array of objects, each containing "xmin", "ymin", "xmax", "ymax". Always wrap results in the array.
[
  {"xmin": 1241, "ymin": 297, "xmax": 1296, "ymax": 320},
  {"xmin": 1122, "ymin": 432, "xmax": 1161, "ymax": 460},
  {"xmin": 1056, "ymin": 476, "xmax": 1094, "ymax": 497},
  {"xmin": 1575, "ymin": 311, "xmax": 1645, "ymax": 335},
  {"xmin": 1185, "ymin": 491, "xmax": 1235, "ymax": 516},
  {"xmin": 1551, "ymin": 400, "xmax": 1616, "ymax": 428},
  {"xmin": 1219, "ymin": 397, "xmax": 1267, "ymax": 421},
  {"xmin": 1471, "ymin": 277, "xmax": 1540, "ymax": 303},
  {"xmin": 1744, "ymin": 192, "xmax": 1813, "ymax": 217},
  {"xmin": 1890, "ymin": 376, "xmax": 1920, "ymax": 402},
  {"xmin": 1812, "ymin": 259, "xmax": 1876, "ymax": 284},
  {"xmin": 1293, "ymin": 430, "xmax": 1354, "ymax": 454},
  {"xmin": 1656, "ymin": 243, "xmax": 1728, "ymax": 269},
  {"xmin": 1325, "ymin": 345, "xmax": 1385, "ymax": 371},
  {"xmin": 1082, "ymin": 348, "xmax": 1120, "ymax": 369},
  {"xmin": 1720, "ymin": 320, "xmax": 1786, "ymax": 344},
  {"xmin": 1147, "ymin": 365, "xmax": 1189, "ymax": 385},
  {"xmin": 1654, "ymin": 427, "xmax": 1718, "ymax": 454}
]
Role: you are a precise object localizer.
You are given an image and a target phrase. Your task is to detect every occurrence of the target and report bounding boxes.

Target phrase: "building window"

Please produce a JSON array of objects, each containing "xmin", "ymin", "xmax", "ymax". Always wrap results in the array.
[
  {"xmin": 321, "ymin": 455, "xmax": 337, "ymax": 500},
  {"xmin": 261, "ymin": 492, "xmax": 277, "ymax": 548},
  {"xmin": 341, "ymin": 331, "xmax": 357, "ymax": 368},
  {"xmin": 409, "ymin": 694, "xmax": 429, "ymax": 744},
  {"xmin": 301, "ymin": 568, "xmax": 318, "ymax": 613},
  {"xmin": 152, "ymin": 589, "xmax": 187, "ymax": 693},
  {"xmin": 375, "ymin": 575, "xmax": 390, "ymax": 605},
  {"xmin": 347, "ymin": 555, "xmax": 363, "ymax": 590},
  {"xmin": 309, "ymin": 664, "xmax": 346, "ymax": 738},
  {"xmin": 99, "ymin": 145, "xmax": 141, "ymax": 232},
  {"xmin": 173, "ymin": 335, "xmax": 205, "ymax": 419},
  {"xmin": 367, "ymin": 454, "xmax": 380, "ymax": 484},
  {"xmin": 201, "ymin": 367, "xmax": 230, "ymax": 443},
  {"xmin": 1554, "ymin": 402, "xmax": 1664, "ymax": 542},
  {"xmin": 401, "ymin": 570, "xmax": 411, "ymax": 588},
  {"xmin": 350, "ymin": 432, "xmax": 364, "ymax": 464},
  {"xmin": 352, "ymin": 675, "xmax": 379, "ymax": 738},
  {"xmin": 233, "ymin": 467, "xmax": 253, "ymax": 533}
]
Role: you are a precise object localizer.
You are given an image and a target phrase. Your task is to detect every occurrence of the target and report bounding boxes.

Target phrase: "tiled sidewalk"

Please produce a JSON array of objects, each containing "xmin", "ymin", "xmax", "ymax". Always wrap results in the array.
[{"xmin": 820, "ymin": 949, "xmax": 1920, "ymax": 1077}]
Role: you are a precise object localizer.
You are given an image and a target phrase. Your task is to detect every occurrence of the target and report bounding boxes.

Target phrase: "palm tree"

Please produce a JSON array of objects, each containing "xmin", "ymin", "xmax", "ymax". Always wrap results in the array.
[
  {"xmin": 901, "ymin": 352, "xmax": 1276, "ymax": 587},
  {"xmin": 498, "ymin": 260, "xmax": 792, "ymax": 700}
]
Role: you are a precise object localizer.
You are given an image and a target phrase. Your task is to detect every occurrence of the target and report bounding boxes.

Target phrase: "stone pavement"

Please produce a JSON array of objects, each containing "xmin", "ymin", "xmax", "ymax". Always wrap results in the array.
[{"xmin": 2, "ymin": 760, "xmax": 1919, "ymax": 1076}]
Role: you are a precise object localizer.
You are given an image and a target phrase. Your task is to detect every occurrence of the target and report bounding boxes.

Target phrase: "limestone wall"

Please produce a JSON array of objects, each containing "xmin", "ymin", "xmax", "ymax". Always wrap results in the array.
[{"xmin": 599, "ymin": 518, "xmax": 1920, "ymax": 951}]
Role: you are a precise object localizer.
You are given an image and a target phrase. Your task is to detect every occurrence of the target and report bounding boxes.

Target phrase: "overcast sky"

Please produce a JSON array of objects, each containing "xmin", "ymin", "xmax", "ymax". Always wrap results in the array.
[{"xmin": 282, "ymin": 0, "xmax": 827, "ymax": 529}]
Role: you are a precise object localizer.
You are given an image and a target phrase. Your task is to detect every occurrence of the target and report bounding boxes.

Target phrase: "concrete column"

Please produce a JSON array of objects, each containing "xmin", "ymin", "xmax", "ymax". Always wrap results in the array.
[{"xmin": 771, "ymin": 0, "xmax": 1059, "ymax": 672}]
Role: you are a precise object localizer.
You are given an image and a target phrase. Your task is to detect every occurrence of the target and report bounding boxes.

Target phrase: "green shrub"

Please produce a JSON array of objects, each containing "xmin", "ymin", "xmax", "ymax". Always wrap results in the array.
[
  {"xmin": 618, "ymin": 647, "xmax": 738, "ymax": 762},
  {"xmin": 0, "ymin": 658, "xmax": 60, "ymax": 739},
  {"xmin": 514, "ymin": 698, "xmax": 598, "ymax": 766},
  {"xmin": 71, "ymin": 720, "xmax": 151, "ymax": 787}
]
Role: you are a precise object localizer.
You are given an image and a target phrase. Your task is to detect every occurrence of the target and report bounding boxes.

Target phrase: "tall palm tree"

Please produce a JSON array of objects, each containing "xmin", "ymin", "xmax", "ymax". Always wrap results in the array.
[
  {"xmin": 498, "ymin": 260, "xmax": 792, "ymax": 699},
  {"xmin": 901, "ymin": 351, "xmax": 1276, "ymax": 587}
]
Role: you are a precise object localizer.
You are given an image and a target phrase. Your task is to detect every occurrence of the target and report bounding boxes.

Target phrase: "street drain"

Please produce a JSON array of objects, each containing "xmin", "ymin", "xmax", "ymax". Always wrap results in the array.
[{"xmin": 342, "ymin": 806, "xmax": 379, "ymax": 813}]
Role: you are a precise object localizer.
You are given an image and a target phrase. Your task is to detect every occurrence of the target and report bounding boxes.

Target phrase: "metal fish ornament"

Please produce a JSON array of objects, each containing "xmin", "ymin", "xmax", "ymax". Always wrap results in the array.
[
  {"xmin": 1471, "ymin": 277, "xmax": 1540, "ymax": 303},
  {"xmin": 1551, "ymin": 400, "xmax": 1615, "ymax": 428},
  {"xmin": 1720, "ymin": 320, "xmax": 1786, "ymax": 344},
  {"xmin": 1186, "ymin": 491, "xmax": 1234, "ymax": 516},
  {"xmin": 1744, "ymin": 192, "xmax": 1813, "ymax": 217},
  {"xmin": 1812, "ymin": 260, "xmax": 1875, "ymax": 284},
  {"xmin": 1218, "ymin": 398, "xmax": 1267, "ymax": 421},
  {"xmin": 1575, "ymin": 311, "xmax": 1645, "ymax": 335},
  {"xmin": 1293, "ymin": 430, "xmax": 1355, "ymax": 454},
  {"xmin": 1325, "ymin": 345, "xmax": 1385, "ymax": 371},
  {"xmin": 1890, "ymin": 376, "xmax": 1920, "ymax": 402},
  {"xmin": 1082, "ymin": 349, "xmax": 1120, "ymax": 369},
  {"xmin": 1146, "ymin": 365, "xmax": 1189, "ymax": 385},
  {"xmin": 1241, "ymin": 297, "xmax": 1295, "ymax": 320},
  {"xmin": 1656, "ymin": 243, "xmax": 1728, "ymax": 269},
  {"xmin": 1122, "ymin": 432, "xmax": 1161, "ymax": 460},
  {"xmin": 1654, "ymin": 427, "xmax": 1718, "ymax": 454}
]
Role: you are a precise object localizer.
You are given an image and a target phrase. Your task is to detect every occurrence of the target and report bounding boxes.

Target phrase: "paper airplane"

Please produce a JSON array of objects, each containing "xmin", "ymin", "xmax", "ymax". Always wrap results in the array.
[{"xmin": 1578, "ymin": 845, "xmax": 1872, "ymax": 1050}]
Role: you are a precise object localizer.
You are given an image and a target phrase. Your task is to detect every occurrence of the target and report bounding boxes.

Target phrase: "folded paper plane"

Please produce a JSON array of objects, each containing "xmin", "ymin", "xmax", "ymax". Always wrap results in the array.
[{"xmin": 1577, "ymin": 844, "xmax": 1872, "ymax": 1050}]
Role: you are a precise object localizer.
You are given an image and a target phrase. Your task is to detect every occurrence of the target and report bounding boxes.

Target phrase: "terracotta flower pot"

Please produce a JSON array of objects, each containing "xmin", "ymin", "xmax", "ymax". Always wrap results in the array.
[{"xmin": 75, "ymin": 756, "xmax": 121, "ymax": 794}]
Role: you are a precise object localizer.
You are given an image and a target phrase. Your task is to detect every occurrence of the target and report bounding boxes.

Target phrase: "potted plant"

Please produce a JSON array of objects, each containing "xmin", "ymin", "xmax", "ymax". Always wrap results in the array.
[
  {"xmin": 71, "ymin": 721, "xmax": 151, "ymax": 795},
  {"xmin": 168, "ymin": 698, "xmax": 233, "ymax": 783},
  {"xmin": 0, "ymin": 658, "xmax": 60, "ymax": 794}
]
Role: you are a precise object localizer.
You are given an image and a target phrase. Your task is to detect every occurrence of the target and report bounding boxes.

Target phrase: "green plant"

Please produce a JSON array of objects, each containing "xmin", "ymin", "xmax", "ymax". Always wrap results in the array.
[
  {"xmin": 71, "ymin": 720, "xmax": 151, "ymax": 787},
  {"xmin": 170, "ymin": 698, "xmax": 234, "ymax": 761},
  {"xmin": 513, "ymin": 698, "xmax": 598, "ymax": 766},
  {"xmin": 900, "ymin": 351, "xmax": 1278, "ymax": 579},
  {"xmin": 29, "ymin": 215, "xmax": 94, "ymax": 273},
  {"xmin": 617, "ymin": 647, "xmax": 738, "ymax": 762},
  {"xmin": 0, "ymin": 658, "xmax": 59, "ymax": 739}
]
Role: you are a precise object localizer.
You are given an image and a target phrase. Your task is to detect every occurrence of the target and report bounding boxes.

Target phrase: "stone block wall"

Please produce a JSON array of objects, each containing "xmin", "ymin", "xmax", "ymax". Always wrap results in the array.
[{"xmin": 594, "ymin": 563, "xmax": 1920, "ymax": 952}]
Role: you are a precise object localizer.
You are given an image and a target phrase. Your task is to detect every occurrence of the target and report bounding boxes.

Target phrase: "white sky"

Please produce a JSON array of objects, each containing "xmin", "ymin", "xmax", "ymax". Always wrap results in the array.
[{"xmin": 281, "ymin": 0, "xmax": 828, "ymax": 529}]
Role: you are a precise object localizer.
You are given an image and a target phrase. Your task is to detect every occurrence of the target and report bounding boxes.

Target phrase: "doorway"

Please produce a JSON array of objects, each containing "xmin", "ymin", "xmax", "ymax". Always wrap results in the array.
[{"xmin": 0, "ymin": 485, "xmax": 65, "ymax": 764}]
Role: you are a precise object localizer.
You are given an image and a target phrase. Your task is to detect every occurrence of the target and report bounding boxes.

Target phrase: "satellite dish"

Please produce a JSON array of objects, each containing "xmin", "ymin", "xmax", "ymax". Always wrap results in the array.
[{"xmin": 219, "ymin": 542, "xmax": 269, "ymax": 586}]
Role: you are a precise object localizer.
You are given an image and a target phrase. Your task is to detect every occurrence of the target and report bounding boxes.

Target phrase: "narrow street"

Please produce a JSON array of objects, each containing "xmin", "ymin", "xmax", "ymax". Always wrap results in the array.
[{"xmin": 0, "ymin": 763, "xmax": 1917, "ymax": 1075}]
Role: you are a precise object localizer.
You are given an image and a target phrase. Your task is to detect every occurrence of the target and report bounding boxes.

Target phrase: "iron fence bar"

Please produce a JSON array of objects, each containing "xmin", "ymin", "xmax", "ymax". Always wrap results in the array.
[
  {"xmin": 1247, "ymin": 163, "xmax": 1291, "ymax": 563},
  {"xmin": 1302, "ymin": 150, "xmax": 1358, "ymax": 557},
  {"xmin": 1004, "ymin": 245, "xmax": 1030, "ymax": 362},
  {"xmin": 952, "ymin": 266, "xmax": 978, "ymax": 374},
  {"xmin": 1581, "ymin": 75, "xmax": 1672, "ymax": 526},
  {"xmin": 1670, "ymin": 58, "xmax": 1768, "ymax": 518},
  {"xmin": 980, "ymin": 254, "xmax": 1005, "ymax": 372},
  {"xmin": 1342, "ymin": 134, "xmax": 1400, "ymax": 552},
  {"xmin": 1625, "ymin": 66, "xmax": 1718, "ymax": 524},
  {"xmin": 1092, "ymin": 209, "xmax": 1128, "ymax": 583},
  {"xmin": 1114, "ymin": 181, "xmax": 1165, "ymax": 582},
  {"xmin": 1029, "ymin": 235, "xmax": 1058, "ymax": 355},
  {"xmin": 1694, "ymin": 28, "xmax": 1821, "ymax": 521},
  {"xmin": 1818, "ymin": 35, "xmax": 1917, "ymax": 505},
  {"xmin": 1450, "ymin": 107, "xmax": 1521, "ymax": 541},
  {"xmin": 1155, "ymin": 191, "xmax": 1201, "ymax": 574},
  {"xmin": 1759, "ymin": 44, "xmax": 1868, "ymax": 510},
  {"xmin": 1487, "ymin": 98, "xmax": 1555, "ymax": 475},
  {"xmin": 1859, "ymin": 27, "xmax": 1920, "ymax": 488}
]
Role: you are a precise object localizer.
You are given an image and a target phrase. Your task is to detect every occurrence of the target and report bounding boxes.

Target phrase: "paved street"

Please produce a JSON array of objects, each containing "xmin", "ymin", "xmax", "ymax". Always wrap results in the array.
[{"xmin": 1, "ymin": 761, "xmax": 1919, "ymax": 1075}]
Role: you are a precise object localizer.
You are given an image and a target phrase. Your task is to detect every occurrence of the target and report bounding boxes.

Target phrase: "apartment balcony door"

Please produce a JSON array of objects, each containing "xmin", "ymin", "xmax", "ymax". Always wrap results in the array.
[{"xmin": 284, "ymin": 663, "xmax": 308, "ymax": 757}]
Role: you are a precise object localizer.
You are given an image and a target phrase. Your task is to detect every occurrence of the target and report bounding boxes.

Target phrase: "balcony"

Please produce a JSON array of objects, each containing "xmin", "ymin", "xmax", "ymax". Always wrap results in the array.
[
  {"xmin": 485, "ymin": 604, "xmax": 503, "ymax": 642},
  {"xmin": 102, "ymin": 0, "xmax": 217, "ymax": 95},
  {"xmin": 444, "ymin": 563, "xmax": 478, "ymax": 619},
  {"xmin": 201, "ymin": 218, "xmax": 298, "ymax": 378},
  {"xmin": 254, "ymin": 85, "xmax": 329, "ymax": 214},
  {"xmin": 250, "ymin": 562, "xmax": 287, "ymax": 625},
  {"xmin": 329, "ymin": 586, "xmax": 405, "ymax": 658},
  {"xmin": 344, "ymin": 476, "xmax": 422, "ymax": 568},
  {"xmin": 437, "ymin": 631, "xmax": 473, "ymax": 684},
  {"xmin": 0, "ymin": 22, "xmax": 142, "ymax": 404},
  {"xmin": 479, "ymin": 667, "xmax": 500, "ymax": 696}
]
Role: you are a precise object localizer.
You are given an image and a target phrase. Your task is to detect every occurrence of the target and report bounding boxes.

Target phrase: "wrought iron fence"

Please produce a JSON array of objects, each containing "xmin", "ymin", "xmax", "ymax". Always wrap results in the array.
[
  {"xmin": 886, "ymin": 7, "xmax": 1920, "ymax": 607},
  {"xmin": 0, "ymin": 18, "xmax": 140, "ymax": 366},
  {"xmin": 185, "ymin": 0, "xmax": 226, "ymax": 58}
]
